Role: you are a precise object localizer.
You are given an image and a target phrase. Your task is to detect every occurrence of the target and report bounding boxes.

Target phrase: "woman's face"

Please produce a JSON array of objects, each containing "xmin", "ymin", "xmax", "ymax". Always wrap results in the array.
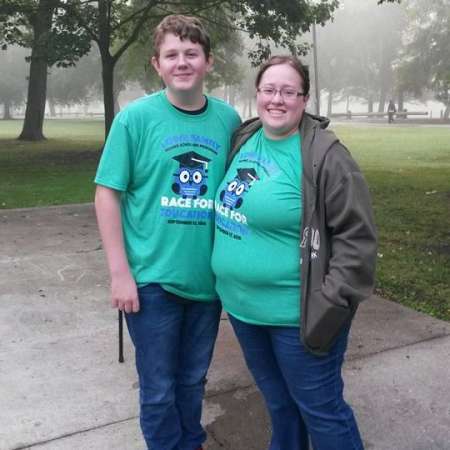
[{"xmin": 256, "ymin": 63, "xmax": 309, "ymax": 140}]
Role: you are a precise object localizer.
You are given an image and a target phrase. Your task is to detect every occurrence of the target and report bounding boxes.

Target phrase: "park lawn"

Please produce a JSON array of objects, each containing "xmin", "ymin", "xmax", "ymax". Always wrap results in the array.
[
  {"xmin": 0, "ymin": 119, "xmax": 103, "ymax": 208},
  {"xmin": 335, "ymin": 124, "xmax": 450, "ymax": 321},
  {"xmin": 0, "ymin": 119, "xmax": 449, "ymax": 321}
]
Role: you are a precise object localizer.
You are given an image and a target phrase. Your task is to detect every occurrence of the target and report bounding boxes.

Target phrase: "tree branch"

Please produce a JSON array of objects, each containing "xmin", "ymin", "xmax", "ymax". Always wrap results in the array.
[
  {"xmin": 111, "ymin": 1, "xmax": 159, "ymax": 32},
  {"xmin": 61, "ymin": 3, "xmax": 98, "ymax": 42},
  {"xmin": 111, "ymin": 2, "xmax": 157, "ymax": 63}
]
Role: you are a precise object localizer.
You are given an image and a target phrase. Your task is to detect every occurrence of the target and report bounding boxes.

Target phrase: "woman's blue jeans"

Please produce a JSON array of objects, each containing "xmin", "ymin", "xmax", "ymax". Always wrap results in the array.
[
  {"xmin": 125, "ymin": 283, "xmax": 221, "ymax": 450},
  {"xmin": 229, "ymin": 315, "xmax": 364, "ymax": 450}
]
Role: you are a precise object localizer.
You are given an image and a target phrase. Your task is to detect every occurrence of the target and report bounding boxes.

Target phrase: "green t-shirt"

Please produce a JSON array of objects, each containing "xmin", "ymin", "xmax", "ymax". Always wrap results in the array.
[
  {"xmin": 95, "ymin": 90, "xmax": 241, "ymax": 301},
  {"xmin": 212, "ymin": 129, "xmax": 302, "ymax": 325}
]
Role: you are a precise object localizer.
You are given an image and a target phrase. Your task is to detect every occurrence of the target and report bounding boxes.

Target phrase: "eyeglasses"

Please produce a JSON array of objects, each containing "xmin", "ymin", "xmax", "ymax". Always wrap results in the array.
[{"xmin": 257, "ymin": 86, "xmax": 305, "ymax": 101}]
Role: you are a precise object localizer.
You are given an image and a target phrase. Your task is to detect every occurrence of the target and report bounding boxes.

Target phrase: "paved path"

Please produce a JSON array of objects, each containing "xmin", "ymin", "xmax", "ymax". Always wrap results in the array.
[{"xmin": 1, "ymin": 204, "xmax": 449, "ymax": 450}]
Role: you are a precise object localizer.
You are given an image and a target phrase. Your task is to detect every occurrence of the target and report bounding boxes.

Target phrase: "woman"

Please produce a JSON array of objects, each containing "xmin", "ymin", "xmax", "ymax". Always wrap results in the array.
[{"xmin": 212, "ymin": 55, "xmax": 377, "ymax": 450}]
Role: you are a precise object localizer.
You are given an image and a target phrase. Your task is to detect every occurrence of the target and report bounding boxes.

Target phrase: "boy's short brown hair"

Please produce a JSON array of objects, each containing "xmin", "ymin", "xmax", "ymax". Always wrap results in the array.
[{"xmin": 153, "ymin": 15, "xmax": 211, "ymax": 59}]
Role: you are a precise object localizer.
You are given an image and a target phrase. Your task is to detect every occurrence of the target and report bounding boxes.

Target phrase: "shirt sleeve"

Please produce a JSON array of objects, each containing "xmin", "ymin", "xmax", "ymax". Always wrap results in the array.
[{"xmin": 94, "ymin": 113, "xmax": 134, "ymax": 192}]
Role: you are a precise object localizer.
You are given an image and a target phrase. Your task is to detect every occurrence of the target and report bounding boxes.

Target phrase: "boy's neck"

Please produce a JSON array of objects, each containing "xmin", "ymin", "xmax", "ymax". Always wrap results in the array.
[{"xmin": 166, "ymin": 88, "xmax": 206, "ymax": 111}]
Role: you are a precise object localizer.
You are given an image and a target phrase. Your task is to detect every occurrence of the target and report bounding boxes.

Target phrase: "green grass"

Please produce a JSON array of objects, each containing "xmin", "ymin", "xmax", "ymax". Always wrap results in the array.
[
  {"xmin": 334, "ymin": 124, "xmax": 450, "ymax": 321},
  {"xmin": 0, "ymin": 119, "xmax": 103, "ymax": 208},
  {"xmin": 1, "ymin": 119, "xmax": 449, "ymax": 321}
]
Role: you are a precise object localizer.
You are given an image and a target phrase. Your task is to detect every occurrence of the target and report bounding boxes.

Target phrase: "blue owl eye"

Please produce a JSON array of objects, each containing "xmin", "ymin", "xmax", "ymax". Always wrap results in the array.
[
  {"xmin": 235, "ymin": 183, "xmax": 245, "ymax": 196},
  {"xmin": 228, "ymin": 180, "xmax": 238, "ymax": 192},
  {"xmin": 179, "ymin": 170, "xmax": 190, "ymax": 183},
  {"xmin": 192, "ymin": 170, "xmax": 203, "ymax": 184}
]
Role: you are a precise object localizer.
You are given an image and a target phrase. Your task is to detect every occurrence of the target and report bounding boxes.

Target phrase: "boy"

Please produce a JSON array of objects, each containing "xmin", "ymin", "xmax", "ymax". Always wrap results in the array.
[{"xmin": 94, "ymin": 15, "xmax": 240, "ymax": 450}]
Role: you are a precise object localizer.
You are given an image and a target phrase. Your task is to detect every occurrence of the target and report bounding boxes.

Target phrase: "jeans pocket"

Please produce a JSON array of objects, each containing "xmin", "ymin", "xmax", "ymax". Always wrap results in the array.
[{"xmin": 302, "ymin": 288, "xmax": 353, "ymax": 354}]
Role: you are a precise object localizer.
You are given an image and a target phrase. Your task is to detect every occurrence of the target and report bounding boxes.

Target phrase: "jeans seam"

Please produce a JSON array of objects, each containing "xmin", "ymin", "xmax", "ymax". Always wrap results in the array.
[{"xmin": 332, "ymin": 350, "xmax": 361, "ymax": 450}]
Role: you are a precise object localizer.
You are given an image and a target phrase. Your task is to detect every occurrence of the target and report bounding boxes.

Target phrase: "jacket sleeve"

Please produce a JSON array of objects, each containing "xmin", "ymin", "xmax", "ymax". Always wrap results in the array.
[{"xmin": 321, "ymin": 145, "xmax": 378, "ymax": 310}]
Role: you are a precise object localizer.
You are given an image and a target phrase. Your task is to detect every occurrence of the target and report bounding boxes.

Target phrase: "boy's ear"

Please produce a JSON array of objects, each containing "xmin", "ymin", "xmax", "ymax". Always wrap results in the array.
[
  {"xmin": 151, "ymin": 56, "xmax": 161, "ymax": 76},
  {"xmin": 206, "ymin": 54, "xmax": 214, "ymax": 72}
]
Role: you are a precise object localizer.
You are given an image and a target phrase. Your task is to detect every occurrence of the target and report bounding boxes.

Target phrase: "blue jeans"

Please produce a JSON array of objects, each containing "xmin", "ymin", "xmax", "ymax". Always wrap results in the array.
[
  {"xmin": 229, "ymin": 315, "xmax": 363, "ymax": 450},
  {"xmin": 125, "ymin": 283, "xmax": 221, "ymax": 450}
]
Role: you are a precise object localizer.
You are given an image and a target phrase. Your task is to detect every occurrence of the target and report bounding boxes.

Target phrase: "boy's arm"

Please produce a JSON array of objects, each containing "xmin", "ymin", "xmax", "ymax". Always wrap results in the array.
[{"xmin": 95, "ymin": 185, "xmax": 139, "ymax": 313}]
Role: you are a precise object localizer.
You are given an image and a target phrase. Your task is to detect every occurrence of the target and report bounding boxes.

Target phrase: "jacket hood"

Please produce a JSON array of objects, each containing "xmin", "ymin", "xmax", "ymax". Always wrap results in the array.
[
  {"xmin": 299, "ymin": 113, "xmax": 339, "ymax": 186},
  {"xmin": 303, "ymin": 113, "xmax": 330, "ymax": 130}
]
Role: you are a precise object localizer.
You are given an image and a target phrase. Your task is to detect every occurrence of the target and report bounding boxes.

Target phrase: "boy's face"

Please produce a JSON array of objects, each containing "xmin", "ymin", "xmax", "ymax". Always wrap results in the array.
[{"xmin": 152, "ymin": 33, "xmax": 212, "ymax": 98}]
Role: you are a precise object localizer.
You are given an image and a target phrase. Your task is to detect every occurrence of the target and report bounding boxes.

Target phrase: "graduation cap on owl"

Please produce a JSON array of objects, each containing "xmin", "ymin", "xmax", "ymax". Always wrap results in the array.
[
  {"xmin": 236, "ymin": 168, "xmax": 259, "ymax": 185},
  {"xmin": 172, "ymin": 151, "xmax": 211, "ymax": 172}
]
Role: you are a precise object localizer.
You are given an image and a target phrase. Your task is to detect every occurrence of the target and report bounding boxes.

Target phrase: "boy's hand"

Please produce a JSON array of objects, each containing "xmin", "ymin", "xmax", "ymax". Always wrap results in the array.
[{"xmin": 111, "ymin": 272, "xmax": 140, "ymax": 313}]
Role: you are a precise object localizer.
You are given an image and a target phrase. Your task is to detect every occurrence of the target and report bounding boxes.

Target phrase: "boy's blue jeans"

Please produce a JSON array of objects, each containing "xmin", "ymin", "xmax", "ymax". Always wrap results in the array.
[
  {"xmin": 125, "ymin": 283, "xmax": 221, "ymax": 450},
  {"xmin": 229, "ymin": 315, "xmax": 364, "ymax": 450}
]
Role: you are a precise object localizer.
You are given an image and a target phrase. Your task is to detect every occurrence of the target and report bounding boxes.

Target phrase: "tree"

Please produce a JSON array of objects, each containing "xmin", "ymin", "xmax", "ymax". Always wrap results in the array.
[
  {"xmin": 374, "ymin": 4, "xmax": 406, "ymax": 112},
  {"xmin": 2, "ymin": 0, "xmax": 58, "ymax": 139},
  {"xmin": 0, "ymin": 46, "xmax": 28, "ymax": 119},
  {"xmin": 315, "ymin": 7, "xmax": 357, "ymax": 115},
  {"xmin": 0, "ymin": 0, "xmax": 91, "ymax": 139},
  {"xmin": 2, "ymin": 0, "xmax": 340, "ymax": 141},
  {"xmin": 47, "ymin": 48, "xmax": 102, "ymax": 115},
  {"xmin": 396, "ymin": 0, "xmax": 450, "ymax": 118},
  {"xmin": 229, "ymin": 43, "xmax": 258, "ymax": 118},
  {"xmin": 65, "ymin": 0, "xmax": 339, "ymax": 139},
  {"xmin": 313, "ymin": 0, "xmax": 406, "ymax": 113}
]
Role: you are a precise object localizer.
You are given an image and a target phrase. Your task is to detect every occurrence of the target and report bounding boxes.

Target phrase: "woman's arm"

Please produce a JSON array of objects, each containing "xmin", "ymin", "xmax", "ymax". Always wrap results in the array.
[{"xmin": 322, "ymin": 147, "xmax": 378, "ymax": 309}]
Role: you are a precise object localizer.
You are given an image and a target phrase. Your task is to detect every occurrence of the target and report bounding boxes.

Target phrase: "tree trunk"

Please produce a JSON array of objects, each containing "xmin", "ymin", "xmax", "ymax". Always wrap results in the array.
[
  {"xmin": 242, "ymin": 99, "xmax": 248, "ymax": 119},
  {"xmin": 48, "ymin": 99, "xmax": 56, "ymax": 117},
  {"xmin": 378, "ymin": 90, "xmax": 387, "ymax": 113},
  {"xmin": 377, "ymin": 38, "xmax": 391, "ymax": 114},
  {"xmin": 101, "ymin": 55, "xmax": 116, "ymax": 140},
  {"xmin": 113, "ymin": 88, "xmax": 120, "ymax": 115},
  {"xmin": 3, "ymin": 100, "xmax": 12, "ymax": 120},
  {"xmin": 229, "ymin": 85, "xmax": 236, "ymax": 107},
  {"xmin": 97, "ymin": 0, "xmax": 120, "ymax": 140},
  {"xmin": 397, "ymin": 90, "xmax": 404, "ymax": 112},
  {"xmin": 368, "ymin": 95, "xmax": 374, "ymax": 113},
  {"xmin": 224, "ymin": 85, "xmax": 229, "ymax": 102},
  {"xmin": 327, "ymin": 90, "xmax": 333, "ymax": 116},
  {"xmin": 444, "ymin": 103, "xmax": 450, "ymax": 120},
  {"xmin": 19, "ymin": 0, "xmax": 57, "ymax": 140}
]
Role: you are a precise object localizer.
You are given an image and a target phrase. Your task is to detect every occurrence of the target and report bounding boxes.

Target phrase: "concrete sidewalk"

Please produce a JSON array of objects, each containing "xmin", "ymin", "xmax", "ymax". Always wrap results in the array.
[{"xmin": 1, "ymin": 204, "xmax": 449, "ymax": 450}]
